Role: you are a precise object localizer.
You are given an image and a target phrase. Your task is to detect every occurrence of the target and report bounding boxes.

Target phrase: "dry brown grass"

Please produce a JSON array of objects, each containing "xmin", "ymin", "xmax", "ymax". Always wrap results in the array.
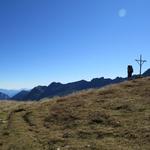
[{"xmin": 0, "ymin": 77, "xmax": 150, "ymax": 150}]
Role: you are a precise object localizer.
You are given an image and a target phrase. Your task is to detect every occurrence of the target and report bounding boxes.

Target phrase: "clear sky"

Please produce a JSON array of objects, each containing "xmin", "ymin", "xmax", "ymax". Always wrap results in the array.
[{"xmin": 0, "ymin": 0, "xmax": 150, "ymax": 89}]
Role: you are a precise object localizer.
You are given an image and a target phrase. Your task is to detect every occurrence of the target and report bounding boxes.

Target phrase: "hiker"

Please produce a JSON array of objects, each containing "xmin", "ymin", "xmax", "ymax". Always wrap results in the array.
[{"xmin": 127, "ymin": 65, "xmax": 133, "ymax": 80}]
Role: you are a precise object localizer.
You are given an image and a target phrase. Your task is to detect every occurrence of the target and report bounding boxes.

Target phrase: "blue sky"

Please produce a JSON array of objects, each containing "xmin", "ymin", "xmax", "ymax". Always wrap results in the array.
[{"xmin": 0, "ymin": 0, "xmax": 150, "ymax": 89}]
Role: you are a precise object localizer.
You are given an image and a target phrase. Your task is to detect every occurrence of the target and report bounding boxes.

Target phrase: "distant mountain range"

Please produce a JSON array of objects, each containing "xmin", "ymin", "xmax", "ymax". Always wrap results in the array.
[
  {"xmin": 0, "ymin": 89, "xmax": 21, "ymax": 97},
  {"xmin": 0, "ymin": 89, "xmax": 30, "ymax": 100},
  {"xmin": 6, "ymin": 68, "xmax": 150, "ymax": 101},
  {"xmin": 0, "ymin": 92, "xmax": 10, "ymax": 100}
]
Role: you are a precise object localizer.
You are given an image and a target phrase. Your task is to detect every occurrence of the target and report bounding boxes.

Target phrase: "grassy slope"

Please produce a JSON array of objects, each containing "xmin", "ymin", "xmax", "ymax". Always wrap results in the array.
[{"xmin": 0, "ymin": 77, "xmax": 150, "ymax": 150}]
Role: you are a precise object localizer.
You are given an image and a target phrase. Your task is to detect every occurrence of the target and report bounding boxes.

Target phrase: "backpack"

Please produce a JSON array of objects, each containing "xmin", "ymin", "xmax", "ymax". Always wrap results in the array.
[{"xmin": 128, "ymin": 65, "xmax": 133, "ymax": 73}]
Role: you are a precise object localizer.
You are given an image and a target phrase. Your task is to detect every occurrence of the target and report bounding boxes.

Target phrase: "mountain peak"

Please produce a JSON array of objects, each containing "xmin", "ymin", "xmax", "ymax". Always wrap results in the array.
[{"xmin": 49, "ymin": 82, "xmax": 62, "ymax": 87}]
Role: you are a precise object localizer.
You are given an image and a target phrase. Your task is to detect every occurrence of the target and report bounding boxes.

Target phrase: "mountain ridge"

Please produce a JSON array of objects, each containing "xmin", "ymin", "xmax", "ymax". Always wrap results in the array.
[
  {"xmin": 12, "ymin": 77, "xmax": 125, "ymax": 101},
  {"xmin": 11, "ymin": 69, "xmax": 150, "ymax": 101}
]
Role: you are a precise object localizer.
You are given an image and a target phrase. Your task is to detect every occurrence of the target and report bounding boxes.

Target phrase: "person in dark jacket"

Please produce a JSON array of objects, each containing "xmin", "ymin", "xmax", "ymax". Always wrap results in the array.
[{"xmin": 127, "ymin": 65, "xmax": 133, "ymax": 80}]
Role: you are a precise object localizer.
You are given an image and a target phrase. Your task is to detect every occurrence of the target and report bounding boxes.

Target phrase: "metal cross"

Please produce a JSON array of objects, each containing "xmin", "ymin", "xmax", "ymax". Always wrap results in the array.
[{"xmin": 135, "ymin": 55, "xmax": 147, "ymax": 77}]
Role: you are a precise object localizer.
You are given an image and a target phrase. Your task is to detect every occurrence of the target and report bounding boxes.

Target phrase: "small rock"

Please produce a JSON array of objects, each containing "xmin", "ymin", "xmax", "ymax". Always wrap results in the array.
[
  {"xmin": 2, "ymin": 120, "xmax": 7, "ymax": 124},
  {"xmin": 85, "ymin": 145, "xmax": 90, "ymax": 148},
  {"xmin": 64, "ymin": 145, "xmax": 70, "ymax": 149}
]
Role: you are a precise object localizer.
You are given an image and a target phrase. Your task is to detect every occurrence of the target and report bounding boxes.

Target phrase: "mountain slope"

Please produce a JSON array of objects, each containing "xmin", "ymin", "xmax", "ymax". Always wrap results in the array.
[
  {"xmin": 0, "ymin": 92, "xmax": 9, "ymax": 100},
  {"xmin": 143, "ymin": 68, "xmax": 150, "ymax": 77},
  {"xmin": 0, "ymin": 77, "xmax": 150, "ymax": 150},
  {"xmin": 25, "ymin": 86, "xmax": 47, "ymax": 100},
  {"xmin": 11, "ymin": 90, "xmax": 30, "ymax": 100}
]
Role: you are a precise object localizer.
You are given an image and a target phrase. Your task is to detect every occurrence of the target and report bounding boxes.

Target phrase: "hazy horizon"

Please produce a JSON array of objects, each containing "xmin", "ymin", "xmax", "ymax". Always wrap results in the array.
[{"xmin": 0, "ymin": 0, "xmax": 150, "ymax": 89}]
